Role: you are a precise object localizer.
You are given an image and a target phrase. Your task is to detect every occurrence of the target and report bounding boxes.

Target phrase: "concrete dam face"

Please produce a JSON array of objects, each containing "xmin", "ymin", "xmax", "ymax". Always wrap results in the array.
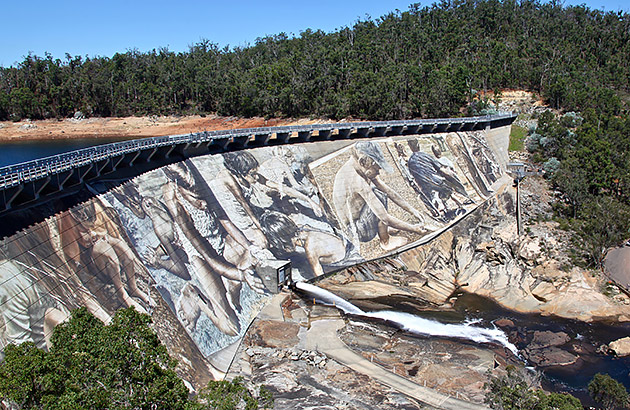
[{"xmin": 0, "ymin": 126, "xmax": 510, "ymax": 387}]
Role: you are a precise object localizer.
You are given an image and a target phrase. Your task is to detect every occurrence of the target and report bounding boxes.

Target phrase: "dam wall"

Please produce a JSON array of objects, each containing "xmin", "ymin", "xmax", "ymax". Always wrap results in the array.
[
  {"xmin": 0, "ymin": 114, "xmax": 516, "ymax": 223},
  {"xmin": 0, "ymin": 124, "xmax": 511, "ymax": 389}
]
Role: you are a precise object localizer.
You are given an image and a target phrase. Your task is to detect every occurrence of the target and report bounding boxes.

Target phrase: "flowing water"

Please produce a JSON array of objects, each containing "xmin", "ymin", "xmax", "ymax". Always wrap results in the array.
[
  {"xmin": 451, "ymin": 292, "xmax": 630, "ymax": 401},
  {"xmin": 294, "ymin": 282, "xmax": 518, "ymax": 355},
  {"xmin": 294, "ymin": 282, "xmax": 630, "ymax": 402}
]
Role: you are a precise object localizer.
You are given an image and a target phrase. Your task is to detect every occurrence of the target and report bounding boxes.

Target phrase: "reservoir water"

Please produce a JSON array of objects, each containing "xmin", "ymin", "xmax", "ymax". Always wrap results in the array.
[{"xmin": 0, "ymin": 138, "xmax": 132, "ymax": 168}]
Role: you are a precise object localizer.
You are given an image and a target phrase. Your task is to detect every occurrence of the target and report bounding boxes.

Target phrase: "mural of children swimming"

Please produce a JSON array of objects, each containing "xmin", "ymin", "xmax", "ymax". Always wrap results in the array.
[
  {"xmin": 110, "ymin": 160, "xmax": 268, "ymax": 341},
  {"xmin": 58, "ymin": 199, "xmax": 151, "ymax": 314},
  {"xmin": 0, "ymin": 259, "xmax": 67, "ymax": 357},
  {"xmin": 259, "ymin": 211, "xmax": 362, "ymax": 278},
  {"xmin": 159, "ymin": 161, "xmax": 265, "ymax": 336},
  {"xmin": 222, "ymin": 151, "xmax": 324, "ymax": 221},
  {"xmin": 406, "ymin": 143, "xmax": 473, "ymax": 222},
  {"xmin": 332, "ymin": 141, "xmax": 435, "ymax": 253}
]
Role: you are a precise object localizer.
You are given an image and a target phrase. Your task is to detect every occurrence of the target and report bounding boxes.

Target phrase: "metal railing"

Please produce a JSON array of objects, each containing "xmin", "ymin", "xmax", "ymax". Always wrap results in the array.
[{"xmin": 0, "ymin": 113, "xmax": 515, "ymax": 190}]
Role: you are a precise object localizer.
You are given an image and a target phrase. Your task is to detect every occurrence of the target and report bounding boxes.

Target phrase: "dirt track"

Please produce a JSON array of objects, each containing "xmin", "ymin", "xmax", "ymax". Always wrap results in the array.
[
  {"xmin": 0, "ymin": 115, "xmax": 337, "ymax": 142},
  {"xmin": 0, "ymin": 89, "xmax": 543, "ymax": 143}
]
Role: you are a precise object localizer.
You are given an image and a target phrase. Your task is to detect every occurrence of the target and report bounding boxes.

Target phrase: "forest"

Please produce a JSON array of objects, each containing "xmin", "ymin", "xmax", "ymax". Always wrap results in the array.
[
  {"xmin": 0, "ymin": 0, "xmax": 629, "ymax": 121},
  {"xmin": 0, "ymin": 0, "xmax": 629, "ymax": 263},
  {"xmin": 1, "ymin": 2, "xmax": 630, "ymax": 408}
]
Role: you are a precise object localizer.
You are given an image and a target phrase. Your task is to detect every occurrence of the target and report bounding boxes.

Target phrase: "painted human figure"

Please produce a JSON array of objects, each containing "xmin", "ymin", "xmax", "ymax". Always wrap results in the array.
[
  {"xmin": 0, "ymin": 259, "xmax": 67, "ymax": 358},
  {"xmin": 160, "ymin": 161, "xmax": 264, "ymax": 337},
  {"xmin": 407, "ymin": 144, "xmax": 471, "ymax": 221},
  {"xmin": 257, "ymin": 146, "xmax": 318, "ymax": 200},
  {"xmin": 58, "ymin": 200, "xmax": 150, "ymax": 313},
  {"xmin": 206, "ymin": 156, "xmax": 272, "ymax": 270},
  {"xmin": 140, "ymin": 195, "xmax": 191, "ymax": 280},
  {"xmin": 462, "ymin": 132, "xmax": 501, "ymax": 184},
  {"xmin": 444, "ymin": 134, "xmax": 492, "ymax": 197},
  {"xmin": 222, "ymin": 151, "xmax": 324, "ymax": 220},
  {"xmin": 259, "ymin": 211, "xmax": 360, "ymax": 278},
  {"xmin": 332, "ymin": 141, "xmax": 432, "ymax": 252}
]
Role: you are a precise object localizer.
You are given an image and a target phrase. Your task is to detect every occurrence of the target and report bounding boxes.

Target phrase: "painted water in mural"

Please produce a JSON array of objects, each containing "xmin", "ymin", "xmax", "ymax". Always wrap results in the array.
[{"xmin": 0, "ymin": 130, "xmax": 502, "ymax": 386}]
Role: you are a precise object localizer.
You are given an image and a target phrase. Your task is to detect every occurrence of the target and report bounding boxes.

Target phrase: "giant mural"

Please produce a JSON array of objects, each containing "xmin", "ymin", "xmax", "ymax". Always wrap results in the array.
[{"xmin": 0, "ymin": 130, "xmax": 503, "ymax": 388}]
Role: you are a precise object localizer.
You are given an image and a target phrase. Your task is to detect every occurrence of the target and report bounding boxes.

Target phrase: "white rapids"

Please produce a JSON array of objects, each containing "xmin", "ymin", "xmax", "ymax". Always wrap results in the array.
[{"xmin": 294, "ymin": 281, "xmax": 518, "ymax": 356}]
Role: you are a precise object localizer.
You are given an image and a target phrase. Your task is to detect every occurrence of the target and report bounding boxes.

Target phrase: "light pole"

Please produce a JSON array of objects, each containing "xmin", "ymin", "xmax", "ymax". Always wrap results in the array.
[{"xmin": 513, "ymin": 175, "xmax": 523, "ymax": 237}]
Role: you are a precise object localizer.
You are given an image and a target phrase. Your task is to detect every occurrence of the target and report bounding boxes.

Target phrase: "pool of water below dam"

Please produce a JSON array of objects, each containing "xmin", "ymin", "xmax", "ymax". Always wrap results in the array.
[{"xmin": 348, "ymin": 292, "xmax": 630, "ymax": 404}]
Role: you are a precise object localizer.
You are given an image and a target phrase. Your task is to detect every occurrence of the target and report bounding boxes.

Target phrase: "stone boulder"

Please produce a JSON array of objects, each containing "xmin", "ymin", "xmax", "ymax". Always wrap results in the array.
[
  {"xmin": 476, "ymin": 241, "xmax": 507, "ymax": 265},
  {"xmin": 529, "ymin": 331, "xmax": 570, "ymax": 349},
  {"xmin": 522, "ymin": 331, "xmax": 577, "ymax": 367},
  {"xmin": 494, "ymin": 319, "xmax": 515, "ymax": 329},
  {"xmin": 519, "ymin": 238, "xmax": 543, "ymax": 264},
  {"xmin": 524, "ymin": 347, "xmax": 578, "ymax": 367},
  {"xmin": 609, "ymin": 337, "xmax": 630, "ymax": 356}
]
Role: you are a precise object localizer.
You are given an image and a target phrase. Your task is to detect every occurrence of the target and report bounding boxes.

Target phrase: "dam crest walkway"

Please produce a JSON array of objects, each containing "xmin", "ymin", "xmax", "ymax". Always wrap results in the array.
[{"xmin": 0, "ymin": 113, "xmax": 515, "ymax": 216}]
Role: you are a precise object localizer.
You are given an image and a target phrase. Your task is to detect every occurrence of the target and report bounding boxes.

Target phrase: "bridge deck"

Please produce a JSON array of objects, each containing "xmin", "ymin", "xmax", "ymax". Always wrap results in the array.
[{"xmin": 0, "ymin": 113, "xmax": 516, "ymax": 219}]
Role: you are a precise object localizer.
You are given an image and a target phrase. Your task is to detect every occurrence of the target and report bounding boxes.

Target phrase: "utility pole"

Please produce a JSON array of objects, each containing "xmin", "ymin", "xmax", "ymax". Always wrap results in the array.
[
  {"xmin": 507, "ymin": 161, "xmax": 540, "ymax": 238},
  {"xmin": 513, "ymin": 176, "xmax": 523, "ymax": 237}
]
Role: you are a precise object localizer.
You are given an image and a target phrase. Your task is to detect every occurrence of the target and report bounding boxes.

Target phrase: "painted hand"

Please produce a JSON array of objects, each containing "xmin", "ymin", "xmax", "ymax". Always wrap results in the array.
[
  {"xmin": 243, "ymin": 269, "xmax": 266, "ymax": 294},
  {"xmin": 310, "ymin": 201, "xmax": 324, "ymax": 217}
]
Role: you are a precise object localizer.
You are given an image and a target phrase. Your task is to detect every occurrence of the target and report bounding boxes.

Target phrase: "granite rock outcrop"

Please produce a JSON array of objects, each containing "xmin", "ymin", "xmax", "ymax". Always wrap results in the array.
[{"xmin": 320, "ymin": 181, "xmax": 630, "ymax": 323}]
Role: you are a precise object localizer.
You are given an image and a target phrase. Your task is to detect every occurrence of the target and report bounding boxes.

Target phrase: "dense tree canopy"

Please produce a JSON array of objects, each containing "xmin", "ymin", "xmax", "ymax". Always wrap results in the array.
[
  {"xmin": 1, "ymin": 0, "xmax": 629, "ymax": 121},
  {"xmin": 0, "ymin": 308, "xmax": 272, "ymax": 410},
  {"xmin": 526, "ymin": 109, "xmax": 630, "ymax": 267},
  {"xmin": 0, "ymin": 308, "xmax": 190, "ymax": 409},
  {"xmin": 588, "ymin": 373, "xmax": 629, "ymax": 410}
]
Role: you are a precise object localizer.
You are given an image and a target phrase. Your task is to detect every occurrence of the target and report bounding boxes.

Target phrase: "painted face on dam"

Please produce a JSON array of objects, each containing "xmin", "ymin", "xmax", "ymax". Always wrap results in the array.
[
  {"xmin": 0, "ymin": 130, "xmax": 505, "ymax": 380},
  {"xmin": 357, "ymin": 155, "xmax": 381, "ymax": 180}
]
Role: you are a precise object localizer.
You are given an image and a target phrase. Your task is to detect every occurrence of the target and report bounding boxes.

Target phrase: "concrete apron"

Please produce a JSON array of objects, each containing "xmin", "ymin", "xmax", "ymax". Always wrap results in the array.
[{"xmin": 249, "ymin": 291, "xmax": 490, "ymax": 410}]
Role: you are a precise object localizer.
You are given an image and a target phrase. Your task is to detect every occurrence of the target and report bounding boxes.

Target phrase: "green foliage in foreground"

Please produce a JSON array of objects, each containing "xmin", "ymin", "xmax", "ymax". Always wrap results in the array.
[
  {"xmin": 0, "ymin": 307, "xmax": 189, "ymax": 409},
  {"xmin": 588, "ymin": 373, "xmax": 629, "ymax": 410},
  {"xmin": 190, "ymin": 377, "xmax": 270, "ymax": 410},
  {"xmin": 484, "ymin": 367, "xmax": 582, "ymax": 410},
  {"xmin": 0, "ymin": 308, "xmax": 273, "ymax": 410}
]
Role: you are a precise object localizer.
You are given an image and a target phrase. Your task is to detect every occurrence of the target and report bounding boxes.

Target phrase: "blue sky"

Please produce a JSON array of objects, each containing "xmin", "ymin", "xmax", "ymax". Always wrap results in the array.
[{"xmin": 1, "ymin": 0, "xmax": 628, "ymax": 68}]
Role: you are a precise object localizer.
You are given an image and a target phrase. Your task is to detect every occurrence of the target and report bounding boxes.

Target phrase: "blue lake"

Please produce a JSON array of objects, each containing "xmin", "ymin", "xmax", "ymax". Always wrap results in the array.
[{"xmin": 0, "ymin": 138, "xmax": 131, "ymax": 168}]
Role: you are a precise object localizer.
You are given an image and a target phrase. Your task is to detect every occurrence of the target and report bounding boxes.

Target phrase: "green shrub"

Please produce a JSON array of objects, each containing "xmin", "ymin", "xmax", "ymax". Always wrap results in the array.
[
  {"xmin": 196, "ymin": 377, "xmax": 273, "ymax": 410},
  {"xmin": 485, "ymin": 367, "xmax": 581, "ymax": 410},
  {"xmin": 588, "ymin": 373, "xmax": 629, "ymax": 410}
]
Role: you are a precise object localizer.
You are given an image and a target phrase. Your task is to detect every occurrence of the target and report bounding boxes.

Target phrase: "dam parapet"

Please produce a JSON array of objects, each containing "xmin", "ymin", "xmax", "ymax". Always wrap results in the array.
[
  {"xmin": 0, "ymin": 118, "xmax": 514, "ymax": 389},
  {"xmin": 0, "ymin": 114, "xmax": 515, "ymax": 220}
]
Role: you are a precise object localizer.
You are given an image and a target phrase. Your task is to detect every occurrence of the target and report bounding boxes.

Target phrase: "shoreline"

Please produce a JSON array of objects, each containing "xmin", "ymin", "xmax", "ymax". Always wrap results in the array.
[{"xmin": 0, "ymin": 115, "xmax": 326, "ymax": 142}]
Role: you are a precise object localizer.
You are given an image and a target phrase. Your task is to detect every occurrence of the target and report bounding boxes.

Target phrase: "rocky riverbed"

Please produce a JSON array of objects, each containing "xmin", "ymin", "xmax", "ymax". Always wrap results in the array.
[
  {"xmin": 262, "ymin": 176, "xmax": 629, "ymax": 406},
  {"xmin": 318, "ymin": 177, "xmax": 630, "ymax": 323},
  {"xmin": 337, "ymin": 319, "xmax": 511, "ymax": 405},
  {"xmin": 229, "ymin": 294, "xmax": 438, "ymax": 409},
  {"xmin": 217, "ymin": 173, "xmax": 629, "ymax": 408}
]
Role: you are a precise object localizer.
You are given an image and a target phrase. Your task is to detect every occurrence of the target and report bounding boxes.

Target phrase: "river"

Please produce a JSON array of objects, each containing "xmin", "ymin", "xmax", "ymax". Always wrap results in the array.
[
  {"xmin": 296, "ymin": 283, "xmax": 630, "ymax": 406},
  {"xmin": 449, "ymin": 293, "xmax": 630, "ymax": 402}
]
